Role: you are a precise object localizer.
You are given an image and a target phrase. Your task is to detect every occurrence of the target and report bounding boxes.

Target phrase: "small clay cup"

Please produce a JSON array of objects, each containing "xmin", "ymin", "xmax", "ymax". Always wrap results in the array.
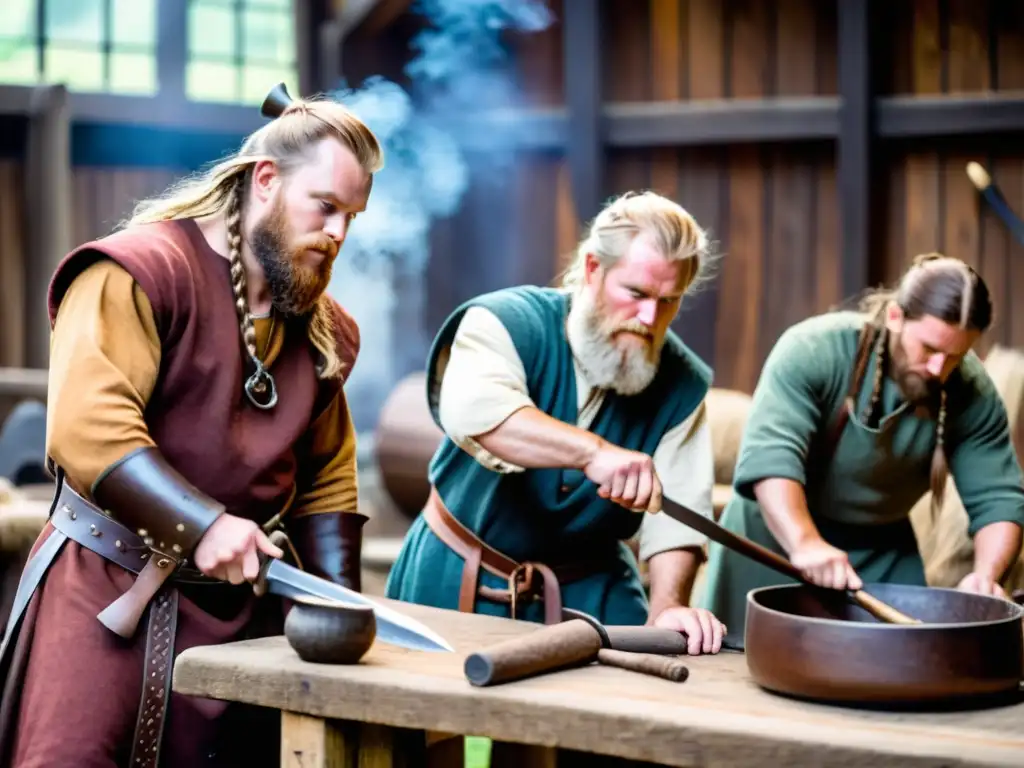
[{"xmin": 284, "ymin": 595, "xmax": 376, "ymax": 664}]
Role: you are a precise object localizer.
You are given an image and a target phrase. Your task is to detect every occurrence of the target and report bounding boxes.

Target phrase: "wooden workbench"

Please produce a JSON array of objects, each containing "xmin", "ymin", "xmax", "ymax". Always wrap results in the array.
[{"xmin": 171, "ymin": 598, "xmax": 1024, "ymax": 767}]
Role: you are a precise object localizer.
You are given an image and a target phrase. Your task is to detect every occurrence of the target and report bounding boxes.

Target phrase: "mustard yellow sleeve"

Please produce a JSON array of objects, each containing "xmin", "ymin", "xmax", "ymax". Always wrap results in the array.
[
  {"xmin": 290, "ymin": 387, "xmax": 360, "ymax": 518},
  {"xmin": 46, "ymin": 258, "xmax": 161, "ymax": 494}
]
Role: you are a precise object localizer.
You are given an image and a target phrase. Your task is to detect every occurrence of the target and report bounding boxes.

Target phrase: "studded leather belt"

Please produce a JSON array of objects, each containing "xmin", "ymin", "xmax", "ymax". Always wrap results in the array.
[
  {"xmin": 50, "ymin": 482, "xmax": 215, "ymax": 584},
  {"xmin": 48, "ymin": 479, "xmax": 210, "ymax": 767}
]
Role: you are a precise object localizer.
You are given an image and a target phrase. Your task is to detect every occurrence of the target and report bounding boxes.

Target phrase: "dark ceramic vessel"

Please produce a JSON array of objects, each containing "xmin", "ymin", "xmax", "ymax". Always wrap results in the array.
[
  {"xmin": 745, "ymin": 582, "xmax": 1024, "ymax": 708},
  {"xmin": 284, "ymin": 595, "xmax": 377, "ymax": 664}
]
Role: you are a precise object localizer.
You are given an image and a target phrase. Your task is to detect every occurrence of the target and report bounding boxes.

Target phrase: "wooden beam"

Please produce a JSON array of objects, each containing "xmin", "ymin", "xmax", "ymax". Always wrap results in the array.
[
  {"xmin": 562, "ymin": 0, "xmax": 604, "ymax": 225},
  {"xmin": 22, "ymin": 85, "xmax": 72, "ymax": 369},
  {"xmin": 1, "ymin": 81, "xmax": 1022, "ymax": 147},
  {"xmin": 605, "ymin": 98, "xmax": 840, "ymax": 146},
  {"xmin": 876, "ymin": 93, "xmax": 1024, "ymax": 137},
  {"xmin": 0, "ymin": 368, "xmax": 48, "ymax": 400},
  {"xmin": 0, "ymin": 86, "xmax": 265, "ymax": 134},
  {"xmin": 836, "ymin": 0, "xmax": 874, "ymax": 298}
]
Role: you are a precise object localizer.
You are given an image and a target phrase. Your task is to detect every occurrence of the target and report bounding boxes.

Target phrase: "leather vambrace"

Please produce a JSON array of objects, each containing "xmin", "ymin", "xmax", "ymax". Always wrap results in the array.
[
  {"xmin": 287, "ymin": 511, "xmax": 366, "ymax": 592},
  {"xmin": 91, "ymin": 446, "xmax": 225, "ymax": 565}
]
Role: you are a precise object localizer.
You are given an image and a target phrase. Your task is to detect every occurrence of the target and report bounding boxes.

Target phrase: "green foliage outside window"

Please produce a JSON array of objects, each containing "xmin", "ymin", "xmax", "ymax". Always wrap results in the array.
[
  {"xmin": 0, "ymin": 0, "xmax": 297, "ymax": 105},
  {"xmin": 0, "ymin": 0, "xmax": 157, "ymax": 95},
  {"xmin": 186, "ymin": 0, "xmax": 298, "ymax": 106}
]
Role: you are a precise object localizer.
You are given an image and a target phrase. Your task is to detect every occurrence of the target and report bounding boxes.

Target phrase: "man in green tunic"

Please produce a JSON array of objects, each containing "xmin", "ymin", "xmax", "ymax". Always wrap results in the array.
[
  {"xmin": 699, "ymin": 253, "xmax": 1024, "ymax": 639},
  {"xmin": 386, "ymin": 190, "xmax": 727, "ymax": 652}
]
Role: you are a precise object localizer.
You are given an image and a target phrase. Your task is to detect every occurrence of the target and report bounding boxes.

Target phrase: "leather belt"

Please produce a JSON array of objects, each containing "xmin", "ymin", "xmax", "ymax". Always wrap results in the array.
[
  {"xmin": 50, "ymin": 482, "xmax": 216, "ymax": 584},
  {"xmin": 48, "ymin": 479, "xmax": 207, "ymax": 766},
  {"xmin": 422, "ymin": 487, "xmax": 607, "ymax": 625}
]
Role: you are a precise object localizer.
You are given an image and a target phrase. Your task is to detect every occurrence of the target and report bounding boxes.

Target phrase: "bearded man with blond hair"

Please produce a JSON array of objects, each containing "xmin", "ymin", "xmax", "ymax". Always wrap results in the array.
[
  {"xmin": 386, "ymin": 190, "xmax": 727, "ymax": 652},
  {"xmin": 0, "ymin": 85, "xmax": 382, "ymax": 767}
]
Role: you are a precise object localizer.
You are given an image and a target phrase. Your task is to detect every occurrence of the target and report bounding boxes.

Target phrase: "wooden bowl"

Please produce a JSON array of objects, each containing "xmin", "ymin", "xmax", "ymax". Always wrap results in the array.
[{"xmin": 284, "ymin": 595, "xmax": 377, "ymax": 664}]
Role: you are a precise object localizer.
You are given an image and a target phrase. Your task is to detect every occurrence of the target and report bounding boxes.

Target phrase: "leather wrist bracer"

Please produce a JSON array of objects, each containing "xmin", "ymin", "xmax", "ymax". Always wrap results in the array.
[
  {"xmin": 287, "ymin": 511, "xmax": 366, "ymax": 592},
  {"xmin": 91, "ymin": 446, "xmax": 225, "ymax": 564}
]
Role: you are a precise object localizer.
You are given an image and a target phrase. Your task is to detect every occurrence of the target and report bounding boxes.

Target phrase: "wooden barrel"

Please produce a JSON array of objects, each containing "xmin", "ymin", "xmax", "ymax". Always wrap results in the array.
[{"xmin": 373, "ymin": 372, "xmax": 444, "ymax": 519}]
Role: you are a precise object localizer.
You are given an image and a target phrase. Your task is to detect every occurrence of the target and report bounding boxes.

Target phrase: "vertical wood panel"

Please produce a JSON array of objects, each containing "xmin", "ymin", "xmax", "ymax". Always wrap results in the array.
[
  {"xmin": 767, "ymin": 0, "xmax": 817, "ymax": 342},
  {"xmin": 878, "ymin": 0, "xmax": 1024, "ymax": 358},
  {"xmin": 901, "ymin": 1, "xmax": 944, "ymax": 275},
  {"xmin": 714, "ymin": 0, "xmax": 771, "ymax": 393},
  {"xmin": 648, "ymin": 0, "xmax": 684, "ymax": 203},
  {"xmin": 687, "ymin": 0, "xmax": 725, "ymax": 101},
  {"xmin": 995, "ymin": 3, "xmax": 1024, "ymax": 348},
  {"xmin": 674, "ymin": 0, "xmax": 727, "ymax": 367},
  {"xmin": 0, "ymin": 162, "xmax": 25, "ymax": 367}
]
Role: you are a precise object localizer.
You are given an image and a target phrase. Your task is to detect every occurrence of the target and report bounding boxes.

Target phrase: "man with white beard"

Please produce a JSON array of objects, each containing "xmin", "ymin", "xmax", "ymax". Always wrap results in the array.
[{"xmin": 386, "ymin": 190, "xmax": 727, "ymax": 650}]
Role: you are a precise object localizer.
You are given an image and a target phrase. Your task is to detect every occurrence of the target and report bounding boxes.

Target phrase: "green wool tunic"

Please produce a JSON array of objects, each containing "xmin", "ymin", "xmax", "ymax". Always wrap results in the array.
[
  {"xmin": 698, "ymin": 310, "xmax": 1024, "ymax": 641},
  {"xmin": 385, "ymin": 285, "xmax": 712, "ymax": 626}
]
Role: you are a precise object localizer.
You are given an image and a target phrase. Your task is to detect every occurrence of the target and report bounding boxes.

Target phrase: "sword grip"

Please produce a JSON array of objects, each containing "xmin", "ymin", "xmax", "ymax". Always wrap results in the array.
[{"xmin": 252, "ymin": 530, "xmax": 291, "ymax": 598}]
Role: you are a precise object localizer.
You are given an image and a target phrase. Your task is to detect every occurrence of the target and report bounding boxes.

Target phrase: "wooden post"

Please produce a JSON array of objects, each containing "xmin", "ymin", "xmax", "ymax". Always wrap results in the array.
[
  {"xmin": 295, "ymin": 0, "xmax": 330, "ymax": 96},
  {"xmin": 22, "ymin": 84, "xmax": 71, "ymax": 369},
  {"xmin": 562, "ymin": 0, "xmax": 604, "ymax": 228},
  {"xmin": 837, "ymin": 0, "xmax": 875, "ymax": 298}
]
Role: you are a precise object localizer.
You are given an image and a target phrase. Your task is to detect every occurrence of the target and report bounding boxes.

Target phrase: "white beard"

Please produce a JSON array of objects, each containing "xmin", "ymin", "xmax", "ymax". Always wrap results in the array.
[{"xmin": 565, "ymin": 289, "xmax": 661, "ymax": 396}]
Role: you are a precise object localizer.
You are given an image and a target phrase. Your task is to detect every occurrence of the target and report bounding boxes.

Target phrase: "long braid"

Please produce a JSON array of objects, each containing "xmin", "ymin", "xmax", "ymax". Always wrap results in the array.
[
  {"xmin": 225, "ymin": 176, "xmax": 258, "ymax": 362},
  {"xmin": 929, "ymin": 390, "xmax": 948, "ymax": 523},
  {"xmin": 862, "ymin": 325, "xmax": 887, "ymax": 426}
]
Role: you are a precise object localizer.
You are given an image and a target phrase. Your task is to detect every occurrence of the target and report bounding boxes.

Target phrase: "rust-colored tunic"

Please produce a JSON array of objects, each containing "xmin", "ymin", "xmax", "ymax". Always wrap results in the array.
[{"xmin": 2, "ymin": 218, "xmax": 362, "ymax": 768}]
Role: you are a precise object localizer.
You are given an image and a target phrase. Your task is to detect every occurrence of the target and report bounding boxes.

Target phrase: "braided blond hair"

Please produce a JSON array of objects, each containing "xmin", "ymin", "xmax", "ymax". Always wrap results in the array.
[
  {"xmin": 123, "ymin": 92, "xmax": 383, "ymax": 382},
  {"xmin": 225, "ymin": 178, "xmax": 258, "ymax": 363}
]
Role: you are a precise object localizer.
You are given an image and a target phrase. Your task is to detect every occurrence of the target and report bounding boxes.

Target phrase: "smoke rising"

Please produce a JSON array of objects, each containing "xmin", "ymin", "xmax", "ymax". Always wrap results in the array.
[{"xmin": 325, "ymin": 0, "xmax": 554, "ymax": 432}]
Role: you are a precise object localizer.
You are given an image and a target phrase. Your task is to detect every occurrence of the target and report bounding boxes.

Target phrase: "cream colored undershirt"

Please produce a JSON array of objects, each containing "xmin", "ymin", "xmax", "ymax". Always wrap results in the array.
[{"xmin": 435, "ymin": 306, "xmax": 714, "ymax": 562}]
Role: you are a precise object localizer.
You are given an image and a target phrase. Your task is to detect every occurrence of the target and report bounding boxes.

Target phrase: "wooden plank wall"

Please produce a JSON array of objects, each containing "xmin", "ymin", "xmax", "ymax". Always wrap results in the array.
[
  {"xmin": 597, "ymin": 0, "xmax": 839, "ymax": 394},
  {"xmin": 0, "ymin": 162, "xmax": 175, "ymax": 368},
  {"xmin": 0, "ymin": 161, "xmax": 26, "ymax": 368},
  {"xmin": 423, "ymin": 0, "xmax": 575, "ymax": 335},
  {"xmin": 426, "ymin": 0, "xmax": 840, "ymax": 395},
  {"xmin": 881, "ymin": 0, "xmax": 1024, "ymax": 356},
  {"xmin": 427, "ymin": 0, "xmax": 1024, "ymax": 396}
]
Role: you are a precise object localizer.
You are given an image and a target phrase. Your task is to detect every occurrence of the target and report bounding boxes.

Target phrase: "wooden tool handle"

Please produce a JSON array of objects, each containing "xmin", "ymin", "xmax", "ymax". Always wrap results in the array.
[
  {"xmin": 660, "ymin": 497, "xmax": 921, "ymax": 626},
  {"xmin": 601, "ymin": 626, "xmax": 690, "ymax": 655},
  {"xmin": 464, "ymin": 619, "xmax": 602, "ymax": 687},
  {"xmin": 596, "ymin": 649, "xmax": 689, "ymax": 682},
  {"xmin": 852, "ymin": 589, "xmax": 921, "ymax": 625}
]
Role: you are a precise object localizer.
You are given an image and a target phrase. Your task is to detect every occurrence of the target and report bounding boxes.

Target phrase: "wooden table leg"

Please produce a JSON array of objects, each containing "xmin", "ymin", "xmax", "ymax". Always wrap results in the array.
[
  {"xmin": 281, "ymin": 711, "xmax": 348, "ymax": 767},
  {"xmin": 280, "ymin": 711, "xmax": 426, "ymax": 768}
]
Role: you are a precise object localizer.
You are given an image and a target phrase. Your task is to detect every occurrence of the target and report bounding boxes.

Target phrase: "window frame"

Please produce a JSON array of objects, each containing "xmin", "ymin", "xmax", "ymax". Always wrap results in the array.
[{"xmin": 0, "ymin": 0, "xmax": 298, "ymax": 133}]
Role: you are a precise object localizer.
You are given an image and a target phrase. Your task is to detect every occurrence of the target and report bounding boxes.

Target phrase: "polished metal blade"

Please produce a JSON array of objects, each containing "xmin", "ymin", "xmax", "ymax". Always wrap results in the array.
[{"xmin": 264, "ymin": 559, "xmax": 455, "ymax": 653}]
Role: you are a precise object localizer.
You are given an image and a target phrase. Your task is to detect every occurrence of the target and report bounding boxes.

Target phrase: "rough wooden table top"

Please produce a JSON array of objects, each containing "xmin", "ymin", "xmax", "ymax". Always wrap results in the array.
[{"xmin": 172, "ymin": 598, "xmax": 1024, "ymax": 767}]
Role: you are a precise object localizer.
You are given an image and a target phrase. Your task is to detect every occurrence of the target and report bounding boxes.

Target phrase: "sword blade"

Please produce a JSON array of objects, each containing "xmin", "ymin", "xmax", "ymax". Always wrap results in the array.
[{"xmin": 263, "ymin": 559, "xmax": 455, "ymax": 653}]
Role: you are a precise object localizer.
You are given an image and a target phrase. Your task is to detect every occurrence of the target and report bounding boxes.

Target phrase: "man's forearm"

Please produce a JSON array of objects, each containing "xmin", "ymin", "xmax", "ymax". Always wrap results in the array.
[
  {"xmin": 645, "ymin": 547, "xmax": 703, "ymax": 622},
  {"xmin": 972, "ymin": 521, "xmax": 1023, "ymax": 583},
  {"xmin": 474, "ymin": 406, "xmax": 603, "ymax": 470},
  {"xmin": 753, "ymin": 478, "xmax": 822, "ymax": 555}
]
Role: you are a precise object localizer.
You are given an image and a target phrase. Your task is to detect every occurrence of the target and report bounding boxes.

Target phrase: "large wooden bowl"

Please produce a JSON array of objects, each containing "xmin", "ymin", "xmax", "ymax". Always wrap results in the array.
[{"xmin": 745, "ymin": 583, "xmax": 1024, "ymax": 708}]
